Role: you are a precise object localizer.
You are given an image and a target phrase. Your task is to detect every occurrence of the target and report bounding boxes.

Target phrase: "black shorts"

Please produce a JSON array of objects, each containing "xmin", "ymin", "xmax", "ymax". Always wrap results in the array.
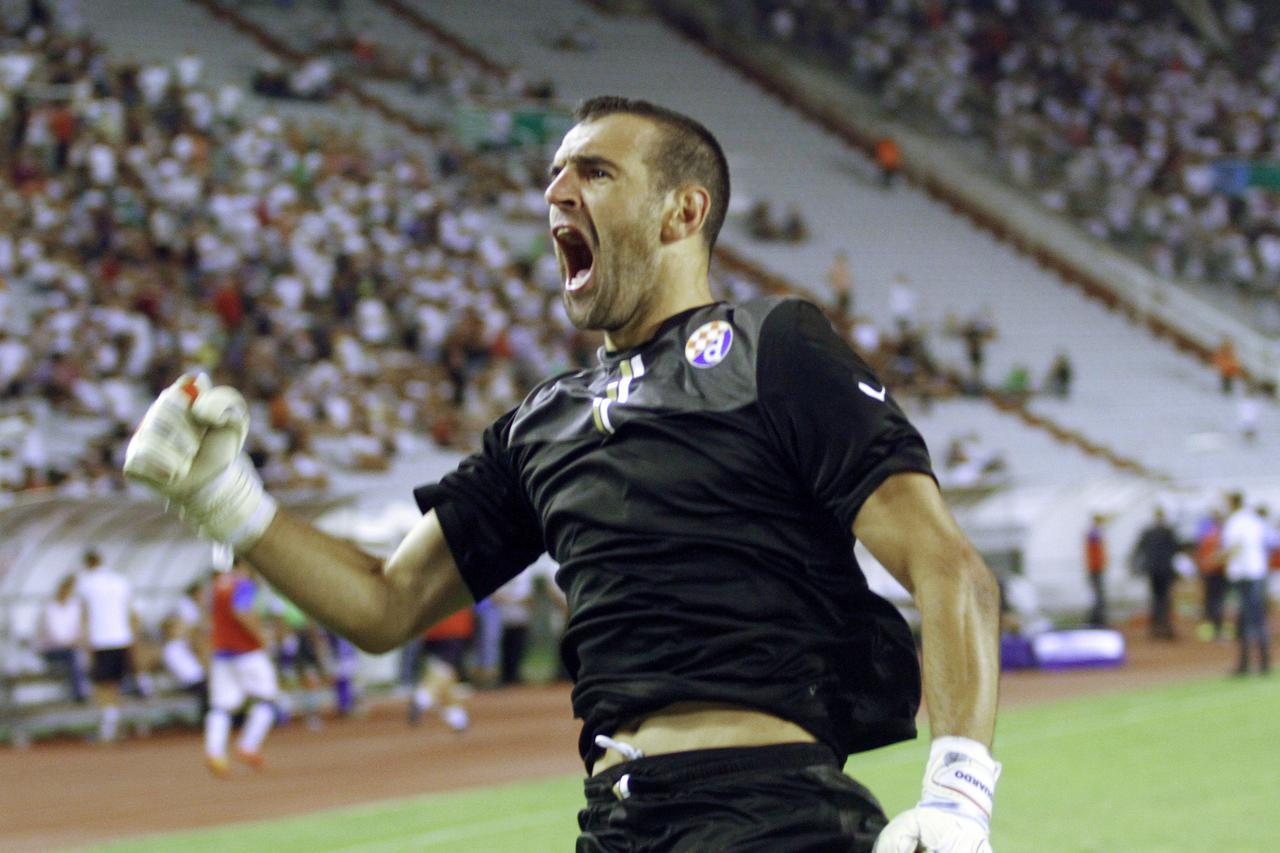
[
  {"xmin": 425, "ymin": 637, "xmax": 467, "ymax": 672},
  {"xmin": 90, "ymin": 647, "xmax": 131, "ymax": 684},
  {"xmin": 577, "ymin": 743, "xmax": 887, "ymax": 852}
]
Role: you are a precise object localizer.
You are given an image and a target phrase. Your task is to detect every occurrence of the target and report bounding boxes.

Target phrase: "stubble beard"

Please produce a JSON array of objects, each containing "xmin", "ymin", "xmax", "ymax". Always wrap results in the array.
[{"xmin": 563, "ymin": 215, "xmax": 660, "ymax": 339}]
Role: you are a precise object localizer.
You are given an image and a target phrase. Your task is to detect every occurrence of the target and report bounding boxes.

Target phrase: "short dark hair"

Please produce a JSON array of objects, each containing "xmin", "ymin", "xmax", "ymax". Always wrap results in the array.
[{"xmin": 573, "ymin": 96, "xmax": 730, "ymax": 254}]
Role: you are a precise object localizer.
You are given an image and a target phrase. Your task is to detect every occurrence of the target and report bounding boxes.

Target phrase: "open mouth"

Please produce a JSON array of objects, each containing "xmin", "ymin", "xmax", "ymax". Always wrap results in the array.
[{"xmin": 553, "ymin": 225, "xmax": 595, "ymax": 294}]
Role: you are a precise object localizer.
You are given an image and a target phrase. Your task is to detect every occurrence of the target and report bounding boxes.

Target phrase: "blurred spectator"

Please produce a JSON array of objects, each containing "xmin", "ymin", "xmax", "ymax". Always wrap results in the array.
[
  {"xmin": 1045, "ymin": 350, "xmax": 1074, "ymax": 399},
  {"xmin": 37, "ymin": 574, "xmax": 89, "ymax": 703},
  {"xmin": 1130, "ymin": 507, "xmax": 1181, "ymax": 640},
  {"xmin": 780, "ymin": 204, "xmax": 808, "ymax": 241},
  {"xmin": 160, "ymin": 613, "xmax": 208, "ymax": 722},
  {"xmin": 551, "ymin": 17, "xmax": 598, "ymax": 53},
  {"xmin": 940, "ymin": 431, "xmax": 1008, "ymax": 489},
  {"xmin": 825, "ymin": 249, "xmax": 854, "ymax": 330},
  {"xmin": 887, "ymin": 272, "xmax": 918, "ymax": 332},
  {"xmin": 1222, "ymin": 490, "xmax": 1270, "ymax": 674},
  {"xmin": 408, "ymin": 607, "xmax": 472, "ymax": 732},
  {"xmin": 1236, "ymin": 385, "xmax": 1262, "ymax": 443},
  {"xmin": 1195, "ymin": 508, "xmax": 1228, "ymax": 641},
  {"xmin": 470, "ymin": 597, "xmax": 502, "ymax": 688},
  {"xmin": 268, "ymin": 594, "xmax": 328, "ymax": 728},
  {"xmin": 998, "ymin": 362, "xmax": 1030, "ymax": 402},
  {"xmin": 949, "ymin": 305, "xmax": 996, "ymax": 392},
  {"xmin": 1212, "ymin": 338, "xmax": 1242, "ymax": 395},
  {"xmin": 873, "ymin": 135, "xmax": 902, "ymax": 187},
  {"xmin": 490, "ymin": 554, "xmax": 561, "ymax": 686},
  {"xmin": 76, "ymin": 547, "xmax": 138, "ymax": 742},
  {"xmin": 747, "ymin": 199, "xmax": 781, "ymax": 240},
  {"xmin": 1084, "ymin": 513, "xmax": 1109, "ymax": 627},
  {"xmin": 326, "ymin": 629, "xmax": 360, "ymax": 717},
  {"xmin": 251, "ymin": 55, "xmax": 335, "ymax": 101}
]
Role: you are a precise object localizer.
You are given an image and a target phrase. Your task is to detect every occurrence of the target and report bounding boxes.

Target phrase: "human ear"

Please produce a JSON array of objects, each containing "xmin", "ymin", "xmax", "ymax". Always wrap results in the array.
[{"xmin": 661, "ymin": 186, "xmax": 710, "ymax": 243}]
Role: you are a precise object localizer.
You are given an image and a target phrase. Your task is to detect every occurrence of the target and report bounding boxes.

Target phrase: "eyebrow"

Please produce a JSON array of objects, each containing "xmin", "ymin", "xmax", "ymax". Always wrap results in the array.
[{"xmin": 547, "ymin": 154, "xmax": 622, "ymax": 179}]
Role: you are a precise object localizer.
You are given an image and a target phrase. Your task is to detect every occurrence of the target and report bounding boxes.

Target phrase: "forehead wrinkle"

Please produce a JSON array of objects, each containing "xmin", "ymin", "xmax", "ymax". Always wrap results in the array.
[
  {"xmin": 553, "ymin": 115, "xmax": 658, "ymax": 177},
  {"xmin": 547, "ymin": 153, "xmax": 623, "ymax": 179}
]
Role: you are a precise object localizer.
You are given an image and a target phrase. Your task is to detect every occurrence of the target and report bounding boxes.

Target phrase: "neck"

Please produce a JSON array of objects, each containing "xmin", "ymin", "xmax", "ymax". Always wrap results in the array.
[{"xmin": 604, "ymin": 253, "xmax": 713, "ymax": 351}]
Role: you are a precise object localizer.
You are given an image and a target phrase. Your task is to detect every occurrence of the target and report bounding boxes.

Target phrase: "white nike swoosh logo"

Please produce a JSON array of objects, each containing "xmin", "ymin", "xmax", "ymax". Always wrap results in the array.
[{"xmin": 858, "ymin": 381, "xmax": 886, "ymax": 402}]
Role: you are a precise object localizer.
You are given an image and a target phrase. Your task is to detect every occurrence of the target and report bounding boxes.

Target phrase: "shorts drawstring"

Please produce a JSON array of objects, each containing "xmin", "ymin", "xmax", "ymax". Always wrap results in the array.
[
  {"xmin": 594, "ymin": 734, "xmax": 646, "ymax": 761},
  {"xmin": 594, "ymin": 735, "xmax": 645, "ymax": 799}
]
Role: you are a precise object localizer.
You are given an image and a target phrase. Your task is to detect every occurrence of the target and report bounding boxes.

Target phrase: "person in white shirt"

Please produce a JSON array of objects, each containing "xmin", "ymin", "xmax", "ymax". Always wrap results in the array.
[
  {"xmin": 75, "ymin": 549, "xmax": 137, "ymax": 741},
  {"xmin": 38, "ymin": 575, "xmax": 88, "ymax": 703},
  {"xmin": 161, "ymin": 614, "xmax": 208, "ymax": 722},
  {"xmin": 1221, "ymin": 492, "xmax": 1271, "ymax": 675}
]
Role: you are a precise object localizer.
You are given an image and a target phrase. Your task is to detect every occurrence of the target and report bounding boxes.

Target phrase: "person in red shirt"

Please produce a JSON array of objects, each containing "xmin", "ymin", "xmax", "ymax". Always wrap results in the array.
[
  {"xmin": 205, "ymin": 558, "xmax": 280, "ymax": 776},
  {"xmin": 408, "ymin": 607, "xmax": 473, "ymax": 732},
  {"xmin": 1085, "ymin": 513, "xmax": 1109, "ymax": 627},
  {"xmin": 1196, "ymin": 510, "xmax": 1227, "ymax": 641},
  {"xmin": 1212, "ymin": 338, "xmax": 1242, "ymax": 395}
]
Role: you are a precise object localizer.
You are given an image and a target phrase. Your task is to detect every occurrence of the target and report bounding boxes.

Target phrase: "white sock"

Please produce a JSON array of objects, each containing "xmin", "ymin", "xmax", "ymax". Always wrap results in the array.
[
  {"xmin": 442, "ymin": 705, "xmax": 469, "ymax": 731},
  {"xmin": 238, "ymin": 702, "xmax": 275, "ymax": 754},
  {"xmin": 413, "ymin": 687, "xmax": 434, "ymax": 710},
  {"xmin": 100, "ymin": 705, "xmax": 120, "ymax": 742},
  {"xmin": 205, "ymin": 709, "xmax": 231, "ymax": 758}
]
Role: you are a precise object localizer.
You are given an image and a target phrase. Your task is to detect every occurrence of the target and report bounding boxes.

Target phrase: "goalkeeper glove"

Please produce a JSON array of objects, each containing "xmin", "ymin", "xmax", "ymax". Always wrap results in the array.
[
  {"xmin": 123, "ymin": 373, "xmax": 277, "ymax": 551},
  {"xmin": 874, "ymin": 736, "xmax": 1001, "ymax": 853}
]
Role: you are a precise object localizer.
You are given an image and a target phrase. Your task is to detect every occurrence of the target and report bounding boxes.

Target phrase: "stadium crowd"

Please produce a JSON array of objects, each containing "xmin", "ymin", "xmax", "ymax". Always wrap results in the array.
[
  {"xmin": 0, "ymin": 6, "xmax": 620, "ymax": 502},
  {"xmin": 748, "ymin": 0, "xmax": 1280, "ymax": 330},
  {"xmin": 0, "ymin": 0, "xmax": 799, "ymax": 504}
]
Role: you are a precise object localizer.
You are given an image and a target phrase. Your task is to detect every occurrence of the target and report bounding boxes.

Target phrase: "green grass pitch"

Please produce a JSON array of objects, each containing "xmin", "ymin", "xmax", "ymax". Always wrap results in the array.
[{"xmin": 79, "ymin": 674, "xmax": 1279, "ymax": 852}]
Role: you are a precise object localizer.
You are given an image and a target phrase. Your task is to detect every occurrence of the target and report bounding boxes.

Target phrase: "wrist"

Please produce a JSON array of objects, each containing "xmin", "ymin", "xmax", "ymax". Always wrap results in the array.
[
  {"xmin": 181, "ymin": 455, "xmax": 278, "ymax": 551},
  {"xmin": 920, "ymin": 736, "xmax": 1000, "ymax": 828},
  {"xmin": 928, "ymin": 736, "xmax": 995, "ymax": 770}
]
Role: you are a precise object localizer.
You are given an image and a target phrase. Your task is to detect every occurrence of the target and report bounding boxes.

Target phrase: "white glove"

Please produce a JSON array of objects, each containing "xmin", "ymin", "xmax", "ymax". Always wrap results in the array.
[
  {"xmin": 874, "ymin": 736, "xmax": 1001, "ymax": 853},
  {"xmin": 123, "ymin": 373, "xmax": 277, "ymax": 551}
]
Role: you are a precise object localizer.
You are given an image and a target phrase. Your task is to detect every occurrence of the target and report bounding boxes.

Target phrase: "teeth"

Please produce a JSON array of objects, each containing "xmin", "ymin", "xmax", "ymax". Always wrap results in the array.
[{"xmin": 566, "ymin": 268, "xmax": 592, "ymax": 293}]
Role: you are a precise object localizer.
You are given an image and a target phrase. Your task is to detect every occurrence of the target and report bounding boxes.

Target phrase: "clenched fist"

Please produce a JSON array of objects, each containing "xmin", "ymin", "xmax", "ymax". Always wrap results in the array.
[{"xmin": 124, "ymin": 373, "xmax": 277, "ymax": 550}]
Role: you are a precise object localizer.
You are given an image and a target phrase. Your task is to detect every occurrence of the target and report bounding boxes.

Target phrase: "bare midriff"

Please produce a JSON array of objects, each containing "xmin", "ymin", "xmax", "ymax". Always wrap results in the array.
[{"xmin": 592, "ymin": 701, "xmax": 817, "ymax": 773}]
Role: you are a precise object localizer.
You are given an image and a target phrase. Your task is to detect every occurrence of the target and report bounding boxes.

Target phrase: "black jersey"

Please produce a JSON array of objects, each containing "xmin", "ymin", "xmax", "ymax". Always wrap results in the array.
[{"xmin": 414, "ymin": 297, "xmax": 933, "ymax": 767}]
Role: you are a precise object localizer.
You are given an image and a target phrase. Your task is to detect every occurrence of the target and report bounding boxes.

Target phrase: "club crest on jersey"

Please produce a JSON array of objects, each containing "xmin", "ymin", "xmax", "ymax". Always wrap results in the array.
[{"xmin": 685, "ymin": 321, "xmax": 733, "ymax": 368}]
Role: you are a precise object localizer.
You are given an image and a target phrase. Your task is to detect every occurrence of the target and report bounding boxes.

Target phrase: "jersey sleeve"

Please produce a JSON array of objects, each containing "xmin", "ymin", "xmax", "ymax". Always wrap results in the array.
[
  {"xmin": 757, "ymin": 299, "xmax": 934, "ymax": 531},
  {"xmin": 413, "ymin": 408, "xmax": 545, "ymax": 602}
]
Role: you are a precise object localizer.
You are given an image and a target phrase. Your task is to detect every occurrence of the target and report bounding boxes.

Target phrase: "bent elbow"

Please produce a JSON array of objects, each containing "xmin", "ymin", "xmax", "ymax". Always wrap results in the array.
[
  {"xmin": 957, "ymin": 544, "xmax": 1001, "ymax": 617},
  {"xmin": 914, "ymin": 537, "xmax": 1000, "ymax": 612}
]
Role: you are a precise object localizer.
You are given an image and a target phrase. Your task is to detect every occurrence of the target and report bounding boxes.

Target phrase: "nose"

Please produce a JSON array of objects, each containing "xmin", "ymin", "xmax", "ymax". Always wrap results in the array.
[{"xmin": 545, "ymin": 168, "xmax": 578, "ymax": 209}]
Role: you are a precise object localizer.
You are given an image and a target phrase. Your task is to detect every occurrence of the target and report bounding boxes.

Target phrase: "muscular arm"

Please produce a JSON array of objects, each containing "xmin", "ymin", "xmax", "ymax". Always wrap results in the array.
[
  {"xmin": 853, "ymin": 472, "xmax": 999, "ymax": 746},
  {"xmin": 242, "ymin": 508, "xmax": 473, "ymax": 654}
]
